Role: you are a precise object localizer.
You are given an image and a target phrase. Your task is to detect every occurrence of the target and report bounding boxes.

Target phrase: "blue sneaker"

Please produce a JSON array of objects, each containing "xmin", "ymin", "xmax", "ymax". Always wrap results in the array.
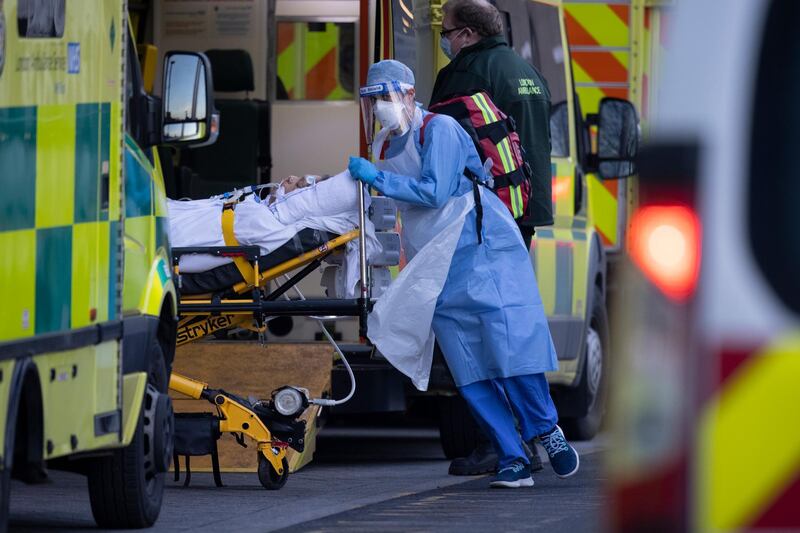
[
  {"xmin": 489, "ymin": 461, "xmax": 534, "ymax": 489},
  {"xmin": 539, "ymin": 425, "xmax": 579, "ymax": 478}
]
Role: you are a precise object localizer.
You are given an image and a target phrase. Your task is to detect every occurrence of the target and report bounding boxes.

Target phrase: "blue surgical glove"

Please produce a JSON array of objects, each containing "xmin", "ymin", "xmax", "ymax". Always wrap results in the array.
[{"xmin": 348, "ymin": 156, "xmax": 380, "ymax": 186}]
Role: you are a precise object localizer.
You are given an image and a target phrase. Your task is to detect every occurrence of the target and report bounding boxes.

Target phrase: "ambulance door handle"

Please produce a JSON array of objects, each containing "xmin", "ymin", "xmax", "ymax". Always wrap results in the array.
[
  {"xmin": 574, "ymin": 167, "xmax": 584, "ymax": 214},
  {"xmin": 101, "ymin": 160, "xmax": 110, "ymax": 212}
]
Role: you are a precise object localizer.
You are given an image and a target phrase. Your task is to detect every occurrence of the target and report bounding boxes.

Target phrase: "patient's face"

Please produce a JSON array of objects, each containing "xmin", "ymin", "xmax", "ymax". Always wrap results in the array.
[
  {"xmin": 281, "ymin": 175, "xmax": 305, "ymax": 194},
  {"xmin": 279, "ymin": 174, "xmax": 326, "ymax": 194},
  {"xmin": 267, "ymin": 173, "xmax": 329, "ymax": 205}
]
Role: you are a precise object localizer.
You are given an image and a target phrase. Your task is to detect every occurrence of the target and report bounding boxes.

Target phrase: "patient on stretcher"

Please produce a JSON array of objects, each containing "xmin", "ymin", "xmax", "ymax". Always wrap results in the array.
[{"xmin": 169, "ymin": 170, "xmax": 378, "ymax": 296}]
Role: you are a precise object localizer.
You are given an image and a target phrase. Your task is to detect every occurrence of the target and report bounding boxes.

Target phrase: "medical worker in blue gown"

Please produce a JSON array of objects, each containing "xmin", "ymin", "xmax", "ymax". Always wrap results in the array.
[{"xmin": 348, "ymin": 60, "xmax": 579, "ymax": 488}]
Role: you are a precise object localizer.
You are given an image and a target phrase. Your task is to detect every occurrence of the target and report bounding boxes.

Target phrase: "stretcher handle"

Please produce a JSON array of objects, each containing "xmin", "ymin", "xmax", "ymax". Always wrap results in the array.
[{"xmin": 357, "ymin": 182, "xmax": 369, "ymax": 339}]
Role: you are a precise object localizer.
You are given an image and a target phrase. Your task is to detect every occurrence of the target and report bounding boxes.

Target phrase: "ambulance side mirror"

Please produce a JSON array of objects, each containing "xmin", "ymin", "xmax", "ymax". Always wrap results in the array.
[
  {"xmin": 588, "ymin": 98, "xmax": 640, "ymax": 179},
  {"xmin": 161, "ymin": 51, "xmax": 219, "ymax": 147}
]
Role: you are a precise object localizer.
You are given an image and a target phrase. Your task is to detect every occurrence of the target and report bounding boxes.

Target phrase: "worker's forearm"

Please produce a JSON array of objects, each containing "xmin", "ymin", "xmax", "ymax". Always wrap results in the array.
[{"xmin": 373, "ymin": 170, "xmax": 446, "ymax": 208}]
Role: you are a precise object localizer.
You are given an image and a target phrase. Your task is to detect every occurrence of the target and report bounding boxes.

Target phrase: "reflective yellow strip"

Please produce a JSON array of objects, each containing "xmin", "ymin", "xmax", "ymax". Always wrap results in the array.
[
  {"xmin": 470, "ymin": 94, "xmax": 494, "ymax": 124},
  {"xmin": 471, "ymin": 93, "xmax": 522, "ymax": 217},
  {"xmin": 474, "ymin": 93, "xmax": 498, "ymax": 122},
  {"xmin": 498, "ymin": 138, "xmax": 518, "ymax": 172},
  {"xmin": 495, "ymin": 141, "xmax": 514, "ymax": 174},
  {"xmin": 517, "ymin": 186, "xmax": 525, "ymax": 216},
  {"xmin": 471, "ymin": 93, "xmax": 516, "ymax": 173},
  {"xmin": 508, "ymin": 185, "xmax": 523, "ymax": 218},
  {"xmin": 509, "ymin": 186, "xmax": 519, "ymax": 217},
  {"xmin": 698, "ymin": 336, "xmax": 800, "ymax": 530}
]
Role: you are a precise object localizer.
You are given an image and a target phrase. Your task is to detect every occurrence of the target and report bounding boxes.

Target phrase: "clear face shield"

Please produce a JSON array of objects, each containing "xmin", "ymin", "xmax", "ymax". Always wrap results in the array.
[{"xmin": 359, "ymin": 81, "xmax": 415, "ymax": 151}]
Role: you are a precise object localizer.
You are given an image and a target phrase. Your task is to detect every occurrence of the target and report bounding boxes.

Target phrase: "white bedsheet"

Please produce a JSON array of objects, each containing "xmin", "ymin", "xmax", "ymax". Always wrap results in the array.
[{"xmin": 168, "ymin": 170, "xmax": 379, "ymax": 298}]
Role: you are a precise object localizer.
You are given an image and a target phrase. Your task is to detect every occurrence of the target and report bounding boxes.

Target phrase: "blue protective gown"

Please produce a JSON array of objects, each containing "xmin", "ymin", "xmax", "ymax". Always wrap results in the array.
[{"xmin": 371, "ymin": 111, "xmax": 558, "ymax": 388}]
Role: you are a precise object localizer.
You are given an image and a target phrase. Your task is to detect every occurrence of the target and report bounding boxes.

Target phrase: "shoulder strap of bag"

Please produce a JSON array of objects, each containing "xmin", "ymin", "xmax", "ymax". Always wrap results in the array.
[
  {"xmin": 464, "ymin": 168, "xmax": 483, "ymax": 245},
  {"xmin": 418, "ymin": 113, "xmax": 437, "ymax": 146}
]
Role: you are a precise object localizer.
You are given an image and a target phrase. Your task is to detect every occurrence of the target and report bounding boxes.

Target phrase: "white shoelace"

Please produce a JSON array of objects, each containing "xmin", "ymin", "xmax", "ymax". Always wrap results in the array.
[
  {"xmin": 541, "ymin": 430, "xmax": 569, "ymax": 455},
  {"xmin": 499, "ymin": 463, "xmax": 525, "ymax": 475}
]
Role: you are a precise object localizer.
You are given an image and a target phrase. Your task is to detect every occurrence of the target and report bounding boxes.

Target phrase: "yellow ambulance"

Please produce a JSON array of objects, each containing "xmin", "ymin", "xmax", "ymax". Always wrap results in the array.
[{"xmin": 0, "ymin": 1, "xmax": 216, "ymax": 528}]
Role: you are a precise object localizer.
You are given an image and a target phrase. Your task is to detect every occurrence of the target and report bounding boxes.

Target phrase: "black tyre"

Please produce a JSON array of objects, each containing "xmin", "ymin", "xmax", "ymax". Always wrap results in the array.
[
  {"xmin": 87, "ymin": 341, "xmax": 170, "ymax": 528},
  {"xmin": 437, "ymin": 395, "xmax": 481, "ymax": 459},
  {"xmin": 0, "ymin": 467, "xmax": 9, "ymax": 533},
  {"xmin": 562, "ymin": 288, "xmax": 609, "ymax": 441},
  {"xmin": 257, "ymin": 454, "xmax": 288, "ymax": 490},
  {"xmin": 1, "ymin": 385, "xmax": 14, "ymax": 533}
]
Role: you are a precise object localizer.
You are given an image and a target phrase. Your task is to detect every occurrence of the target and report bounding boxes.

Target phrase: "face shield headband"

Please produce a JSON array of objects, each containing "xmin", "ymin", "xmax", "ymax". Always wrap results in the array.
[{"xmin": 359, "ymin": 81, "xmax": 415, "ymax": 149}]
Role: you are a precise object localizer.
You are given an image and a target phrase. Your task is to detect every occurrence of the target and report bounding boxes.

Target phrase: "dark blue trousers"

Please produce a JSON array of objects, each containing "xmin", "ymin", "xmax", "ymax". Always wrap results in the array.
[{"xmin": 459, "ymin": 373, "xmax": 558, "ymax": 469}]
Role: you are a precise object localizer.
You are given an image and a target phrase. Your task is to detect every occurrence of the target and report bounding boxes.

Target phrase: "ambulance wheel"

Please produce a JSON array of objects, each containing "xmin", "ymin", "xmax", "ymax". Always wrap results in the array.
[
  {"xmin": 257, "ymin": 454, "xmax": 289, "ymax": 490},
  {"xmin": 87, "ymin": 341, "xmax": 170, "ymax": 528},
  {"xmin": 1, "ymin": 380, "xmax": 16, "ymax": 533},
  {"xmin": 562, "ymin": 288, "xmax": 609, "ymax": 441},
  {"xmin": 0, "ymin": 466, "xmax": 8, "ymax": 533},
  {"xmin": 437, "ymin": 395, "xmax": 481, "ymax": 459}
]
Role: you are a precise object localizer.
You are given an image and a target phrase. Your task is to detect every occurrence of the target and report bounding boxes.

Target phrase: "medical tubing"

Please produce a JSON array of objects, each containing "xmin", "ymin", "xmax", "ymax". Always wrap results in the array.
[
  {"xmin": 281, "ymin": 277, "xmax": 356, "ymax": 407},
  {"xmin": 211, "ymin": 183, "xmax": 277, "ymax": 203}
]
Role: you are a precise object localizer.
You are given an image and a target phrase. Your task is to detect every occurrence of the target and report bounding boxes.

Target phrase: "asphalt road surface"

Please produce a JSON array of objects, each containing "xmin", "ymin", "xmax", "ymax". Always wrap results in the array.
[{"xmin": 8, "ymin": 425, "xmax": 606, "ymax": 532}]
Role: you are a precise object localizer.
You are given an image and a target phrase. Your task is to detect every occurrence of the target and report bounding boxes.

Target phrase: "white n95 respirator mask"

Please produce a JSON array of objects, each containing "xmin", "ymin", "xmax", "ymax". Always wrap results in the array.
[{"xmin": 374, "ymin": 100, "xmax": 405, "ymax": 131}]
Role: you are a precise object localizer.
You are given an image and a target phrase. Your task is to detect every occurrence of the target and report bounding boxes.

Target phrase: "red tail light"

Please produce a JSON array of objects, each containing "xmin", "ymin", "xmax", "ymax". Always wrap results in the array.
[{"xmin": 628, "ymin": 205, "xmax": 701, "ymax": 301}]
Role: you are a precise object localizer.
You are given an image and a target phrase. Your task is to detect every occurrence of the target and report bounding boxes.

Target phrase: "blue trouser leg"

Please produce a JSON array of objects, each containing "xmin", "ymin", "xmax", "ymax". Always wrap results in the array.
[
  {"xmin": 500, "ymin": 373, "xmax": 559, "ymax": 442},
  {"xmin": 458, "ymin": 379, "xmax": 528, "ymax": 469}
]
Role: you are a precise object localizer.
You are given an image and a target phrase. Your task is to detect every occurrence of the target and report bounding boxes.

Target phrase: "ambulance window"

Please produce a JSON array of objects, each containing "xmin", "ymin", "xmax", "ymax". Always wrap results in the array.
[
  {"xmin": 550, "ymin": 102, "xmax": 568, "ymax": 157},
  {"xmin": 749, "ymin": 0, "xmax": 800, "ymax": 312},
  {"xmin": 17, "ymin": 0, "xmax": 65, "ymax": 38},
  {"xmin": 527, "ymin": 2, "xmax": 567, "ymax": 106},
  {"xmin": 392, "ymin": 0, "xmax": 416, "ymax": 76},
  {"xmin": 494, "ymin": 1, "xmax": 565, "ymax": 102},
  {"xmin": 528, "ymin": 2, "xmax": 568, "ymax": 157},
  {"xmin": 275, "ymin": 21, "xmax": 355, "ymax": 101}
]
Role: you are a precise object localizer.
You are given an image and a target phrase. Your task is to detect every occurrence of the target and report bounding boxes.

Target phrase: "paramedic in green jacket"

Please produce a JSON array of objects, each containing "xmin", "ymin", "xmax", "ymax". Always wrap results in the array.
[
  {"xmin": 431, "ymin": 0, "xmax": 554, "ymax": 477},
  {"xmin": 431, "ymin": 0, "xmax": 554, "ymax": 240}
]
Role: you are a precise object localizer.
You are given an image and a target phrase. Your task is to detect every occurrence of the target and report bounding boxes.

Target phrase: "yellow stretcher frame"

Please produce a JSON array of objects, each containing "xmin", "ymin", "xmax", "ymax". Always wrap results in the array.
[
  {"xmin": 175, "ymin": 229, "xmax": 360, "ymax": 346},
  {"xmin": 168, "ymin": 226, "xmax": 362, "ymax": 490}
]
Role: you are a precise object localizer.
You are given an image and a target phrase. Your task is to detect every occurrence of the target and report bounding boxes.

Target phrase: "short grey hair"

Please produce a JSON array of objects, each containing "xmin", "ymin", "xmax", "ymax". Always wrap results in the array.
[{"xmin": 443, "ymin": 0, "xmax": 504, "ymax": 38}]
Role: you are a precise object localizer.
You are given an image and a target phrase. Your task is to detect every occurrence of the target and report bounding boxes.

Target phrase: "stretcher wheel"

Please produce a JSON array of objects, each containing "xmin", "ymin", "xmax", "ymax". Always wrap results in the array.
[{"xmin": 257, "ymin": 454, "xmax": 289, "ymax": 490}]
